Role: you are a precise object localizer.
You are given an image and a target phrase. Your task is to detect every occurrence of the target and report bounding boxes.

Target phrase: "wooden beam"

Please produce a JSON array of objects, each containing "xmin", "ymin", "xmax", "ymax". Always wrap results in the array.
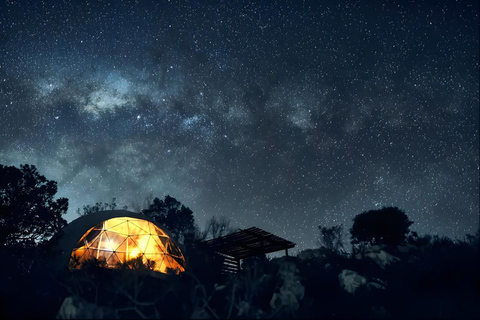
[{"xmin": 202, "ymin": 226, "xmax": 296, "ymax": 261}]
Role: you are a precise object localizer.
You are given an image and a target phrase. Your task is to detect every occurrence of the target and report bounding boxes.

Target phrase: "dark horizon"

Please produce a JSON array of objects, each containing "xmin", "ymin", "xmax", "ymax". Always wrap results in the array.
[{"xmin": 0, "ymin": 158, "xmax": 479, "ymax": 318}]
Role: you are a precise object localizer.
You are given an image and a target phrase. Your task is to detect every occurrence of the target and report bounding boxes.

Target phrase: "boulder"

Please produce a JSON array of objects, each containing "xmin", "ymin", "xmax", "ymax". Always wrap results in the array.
[
  {"xmin": 270, "ymin": 261, "xmax": 305, "ymax": 312},
  {"xmin": 56, "ymin": 296, "xmax": 114, "ymax": 319},
  {"xmin": 338, "ymin": 269, "xmax": 367, "ymax": 294},
  {"xmin": 355, "ymin": 245, "xmax": 400, "ymax": 268}
]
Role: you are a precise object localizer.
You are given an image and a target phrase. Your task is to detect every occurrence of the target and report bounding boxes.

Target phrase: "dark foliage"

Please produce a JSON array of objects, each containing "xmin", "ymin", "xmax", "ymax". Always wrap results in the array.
[
  {"xmin": 350, "ymin": 206, "xmax": 413, "ymax": 247},
  {"xmin": 0, "ymin": 243, "xmax": 68, "ymax": 319},
  {"xmin": 0, "ymin": 164, "xmax": 68, "ymax": 247},
  {"xmin": 0, "ymin": 177, "xmax": 478, "ymax": 320},
  {"xmin": 8, "ymin": 230, "xmax": 478, "ymax": 319},
  {"xmin": 61, "ymin": 259, "xmax": 187, "ymax": 318},
  {"xmin": 318, "ymin": 224, "xmax": 345, "ymax": 253},
  {"xmin": 142, "ymin": 195, "xmax": 195, "ymax": 245},
  {"xmin": 381, "ymin": 233, "xmax": 480, "ymax": 319},
  {"xmin": 201, "ymin": 215, "xmax": 237, "ymax": 240},
  {"xmin": 0, "ymin": 164, "xmax": 69, "ymax": 319},
  {"xmin": 76, "ymin": 197, "xmax": 120, "ymax": 216}
]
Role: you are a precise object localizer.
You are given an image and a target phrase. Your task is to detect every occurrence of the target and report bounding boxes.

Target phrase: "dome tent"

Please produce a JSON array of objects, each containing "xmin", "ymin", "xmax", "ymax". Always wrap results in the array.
[{"xmin": 50, "ymin": 210, "xmax": 185, "ymax": 274}]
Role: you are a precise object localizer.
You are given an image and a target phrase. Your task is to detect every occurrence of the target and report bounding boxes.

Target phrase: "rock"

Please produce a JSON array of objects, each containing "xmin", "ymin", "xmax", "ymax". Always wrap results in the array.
[
  {"xmin": 56, "ymin": 296, "xmax": 113, "ymax": 319},
  {"xmin": 270, "ymin": 261, "xmax": 305, "ymax": 312},
  {"xmin": 338, "ymin": 269, "xmax": 367, "ymax": 294},
  {"xmin": 355, "ymin": 245, "xmax": 400, "ymax": 268}
]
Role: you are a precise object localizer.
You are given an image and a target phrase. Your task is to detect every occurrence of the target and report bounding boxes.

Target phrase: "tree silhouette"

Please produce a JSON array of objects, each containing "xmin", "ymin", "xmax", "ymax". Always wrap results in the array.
[
  {"xmin": 142, "ymin": 195, "xmax": 195, "ymax": 245},
  {"xmin": 76, "ymin": 197, "xmax": 119, "ymax": 216},
  {"xmin": 0, "ymin": 164, "xmax": 68, "ymax": 247},
  {"xmin": 318, "ymin": 224, "xmax": 345, "ymax": 253},
  {"xmin": 201, "ymin": 215, "xmax": 236, "ymax": 240},
  {"xmin": 350, "ymin": 206, "xmax": 413, "ymax": 247}
]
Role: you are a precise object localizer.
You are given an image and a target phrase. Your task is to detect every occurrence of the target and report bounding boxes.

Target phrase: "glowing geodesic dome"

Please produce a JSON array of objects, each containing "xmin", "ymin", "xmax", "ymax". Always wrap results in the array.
[
  {"xmin": 49, "ymin": 210, "xmax": 185, "ymax": 275},
  {"xmin": 70, "ymin": 217, "xmax": 185, "ymax": 273}
]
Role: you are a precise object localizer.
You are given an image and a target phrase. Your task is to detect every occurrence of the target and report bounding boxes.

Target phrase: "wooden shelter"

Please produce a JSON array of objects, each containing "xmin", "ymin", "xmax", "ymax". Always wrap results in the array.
[{"xmin": 202, "ymin": 227, "xmax": 296, "ymax": 273}]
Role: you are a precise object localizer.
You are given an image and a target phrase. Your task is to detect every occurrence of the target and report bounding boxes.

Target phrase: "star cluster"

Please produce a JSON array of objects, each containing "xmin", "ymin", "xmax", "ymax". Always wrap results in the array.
[{"xmin": 1, "ymin": 0, "xmax": 478, "ymax": 251}]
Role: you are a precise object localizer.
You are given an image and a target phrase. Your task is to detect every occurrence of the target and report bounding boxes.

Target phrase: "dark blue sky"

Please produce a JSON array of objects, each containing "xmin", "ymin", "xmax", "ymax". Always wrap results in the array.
[{"xmin": 1, "ymin": 0, "xmax": 478, "ymax": 252}]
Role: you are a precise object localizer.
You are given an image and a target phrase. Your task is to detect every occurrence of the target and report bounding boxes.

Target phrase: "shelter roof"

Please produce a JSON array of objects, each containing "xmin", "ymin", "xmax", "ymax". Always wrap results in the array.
[{"xmin": 202, "ymin": 227, "xmax": 295, "ymax": 260}]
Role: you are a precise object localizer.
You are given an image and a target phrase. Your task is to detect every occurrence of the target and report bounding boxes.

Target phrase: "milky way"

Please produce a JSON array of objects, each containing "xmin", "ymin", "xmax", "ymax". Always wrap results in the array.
[{"xmin": 1, "ymin": 0, "xmax": 478, "ymax": 252}]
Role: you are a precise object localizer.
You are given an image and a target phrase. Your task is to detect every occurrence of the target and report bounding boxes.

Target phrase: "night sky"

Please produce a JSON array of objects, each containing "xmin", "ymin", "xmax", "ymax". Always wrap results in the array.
[{"xmin": 1, "ymin": 0, "xmax": 478, "ymax": 252}]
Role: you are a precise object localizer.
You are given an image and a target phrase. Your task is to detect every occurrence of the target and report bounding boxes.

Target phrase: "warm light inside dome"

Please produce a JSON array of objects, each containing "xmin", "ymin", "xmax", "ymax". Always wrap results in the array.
[{"xmin": 69, "ymin": 217, "xmax": 185, "ymax": 274}]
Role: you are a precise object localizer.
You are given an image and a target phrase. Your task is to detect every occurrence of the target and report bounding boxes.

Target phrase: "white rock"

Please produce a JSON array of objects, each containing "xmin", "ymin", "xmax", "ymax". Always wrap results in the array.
[
  {"xmin": 269, "ymin": 261, "xmax": 305, "ymax": 311},
  {"xmin": 355, "ymin": 245, "xmax": 400, "ymax": 268},
  {"xmin": 56, "ymin": 296, "xmax": 106, "ymax": 319},
  {"xmin": 338, "ymin": 269, "xmax": 367, "ymax": 294}
]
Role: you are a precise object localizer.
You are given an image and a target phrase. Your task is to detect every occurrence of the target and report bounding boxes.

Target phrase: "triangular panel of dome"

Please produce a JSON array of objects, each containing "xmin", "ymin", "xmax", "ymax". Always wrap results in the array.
[
  {"xmin": 130, "ymin": 222, "xmax": 150, "ymax": 236},
  {"xmin": 164, "ymin": 256, "xmax": 183, "ymax": 272},
  {"xmin": 140, "ymin": 235, "xmax": 154, "ymax": 252},
  {"xmin": 115, "ymin": 251, "xmax": 126, "ymax": 264},
  {"xmin": 167, "ymin": 240, "xmax": 182, "ymax": 256},
  {"xmin": 107, "ymin": 252, "xmax": 121, "ymax": 267},
  {"xmin": 147, "ymin": 222, "xmax": 157, "ymax": 235},
  {"xmin": 114, "ymin": 237, "xmax": 128, "ymax": 253},
  {"xmin": 153, "ymin": 225, "xmax": 167, "ymax": 237},
  {"xmin": 105, "ymin": 220, "xmax": 129, "ymax": 236},
  {"xmin": 148, "ymin": 253, "xmax": 165, "ymax": 267},
  {"xmin": 104, "ymin": 217, "xmax": 127, "ymax": 229},
  {"xmin": 104, "ymin": 231, "xmax": 127, "ymax": 252},
  {"xmin": 162, "ymin": 255, "xmax": 174, "ymax": 268},
  {"xmin": 128, "ymin": 235, "xmax": 148, "ymax": 252},
  {"xmin": 82, "ymin": 248, "xmax": 96, "ymax": 260},
  {"xmin": 88, "ymin": 236, "xmax": 101, "ymax": 250},
  {"xmin": 152, "ymin": 236, "xmax": 169, "ymax": 252},
  {"xmin": 132, "ymin": 219, "xmax": 150, "ymax": 234},
  {"xmin": 126, "ymin": 237, "xmax": 142, "ymax": 260},
  {"xmin": 96, "ymin": 249, "xmax": 112, "ymax": 262},
  {"xmin": 172, "ymin": 256, "xmax": 185, "ymax": 268},
  {"xmin": 73, "ymin": 238, "xmax": 86, "ymax": 250},
  {"xmin": 71, "ymin": 247, "xmax": 86, "ymax": 260},
  {"xmin": 96, "ymin": 233, "xmax": 116, "ymax": 251},
  {"xmin": 84, "ymin": 228, "xmax": 102, "ymax": 245}
]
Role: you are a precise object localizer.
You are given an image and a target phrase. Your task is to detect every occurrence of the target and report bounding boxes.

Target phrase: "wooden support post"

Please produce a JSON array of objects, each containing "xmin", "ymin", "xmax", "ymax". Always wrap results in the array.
[{"xmin": 285, "ymin": 249, "xmax": 289, "ymax": 256}]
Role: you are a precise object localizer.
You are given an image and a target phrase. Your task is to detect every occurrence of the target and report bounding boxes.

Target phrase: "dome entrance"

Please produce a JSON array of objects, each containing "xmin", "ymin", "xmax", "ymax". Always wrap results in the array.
[{"xmin": 69, "ymin": 217, "xmax": 185, "ymax": 274}]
